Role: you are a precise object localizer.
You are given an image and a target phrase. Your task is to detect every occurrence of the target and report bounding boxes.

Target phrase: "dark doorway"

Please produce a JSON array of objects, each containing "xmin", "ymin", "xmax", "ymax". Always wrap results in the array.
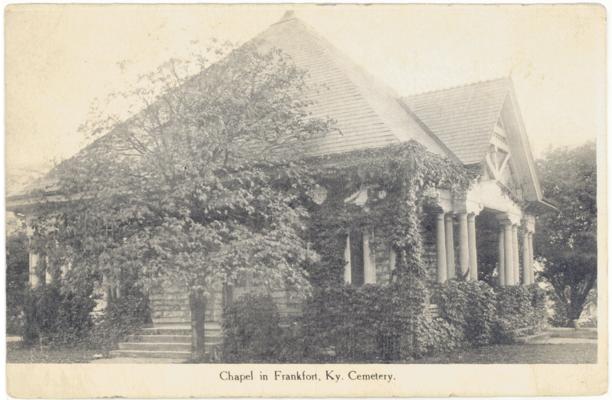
[{"xmin": 475, "ymin": 209, "xmax": 500, "ymax": 284}]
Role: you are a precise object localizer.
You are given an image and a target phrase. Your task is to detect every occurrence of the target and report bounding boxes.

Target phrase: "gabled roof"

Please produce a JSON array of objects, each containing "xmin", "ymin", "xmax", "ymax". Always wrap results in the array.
[
  {"xmin": 402, "ymin": 78, "xmax": 545, "ymax": 203},
  {"xmin": 401, "ymin": 78, "xmax": 511, "ymax": 165},
  {"xmin": 254, "ymin": 12, "xmax": 448, "ymax": 157},
  {"xmin": 10, "ymin": 12, "xmax": 452, "ymax": 201},
  {"xmin": 9, "ymin": 13, "xmax": 548, "ymax": 209}
]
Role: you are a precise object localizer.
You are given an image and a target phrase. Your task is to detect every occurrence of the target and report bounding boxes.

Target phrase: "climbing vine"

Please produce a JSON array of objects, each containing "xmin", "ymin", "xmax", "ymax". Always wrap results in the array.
[
  {"xmin": 293, "ymin": 141, "xmax": 478, "ymax": 360},
  {"xmin": 306, "ymin": 140, "xmax": 475, "ymax": 286}
]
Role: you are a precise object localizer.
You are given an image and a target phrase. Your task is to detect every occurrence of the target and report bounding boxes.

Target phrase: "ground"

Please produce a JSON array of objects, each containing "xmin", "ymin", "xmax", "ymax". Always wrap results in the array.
[
  {"xmin": 414, "ymin": 343, "xmax": 596, "ymax": 364},
  {"xmin": 7, "ymin": 341, "xmax": 597, "ymax": 364},
  {"xmin": 6, "ymin": 341, "xmax": 99, "ymax": 363}
]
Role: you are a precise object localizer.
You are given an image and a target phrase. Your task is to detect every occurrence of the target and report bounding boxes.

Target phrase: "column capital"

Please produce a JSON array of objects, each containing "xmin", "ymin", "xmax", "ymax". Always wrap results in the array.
[
  {"xmin": 429, "ymin": 189, "xmax": 453, "ymax": 213},
  {"xmin": 451, "ymin": 191, "xmax": 484, "ymax": 216},
  {"xmin": 497, "ymin": 213, "xmax": 521, "ymax": 226},
  {"xmin": 25, "ymin": 220, "xmax": 35, "ymax": 239},
  {"xmin": 523, "ymin": 214, "xmax": 536, "ymax": 233}
]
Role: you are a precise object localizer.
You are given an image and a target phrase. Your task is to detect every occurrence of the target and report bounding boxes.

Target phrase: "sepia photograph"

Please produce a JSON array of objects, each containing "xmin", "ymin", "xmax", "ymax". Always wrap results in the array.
[{"xmin": 4, "ymin": 3, "xmax": 606, "ymax": 397}]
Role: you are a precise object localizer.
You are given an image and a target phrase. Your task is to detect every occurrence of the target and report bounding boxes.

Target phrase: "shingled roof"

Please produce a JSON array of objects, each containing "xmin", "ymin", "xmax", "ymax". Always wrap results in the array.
[
  {"xmin": 401, "ymin": 78, "xmax": 511, "ymax": 165},
  {"xmin": 10, "ymin": 13, "xmax": 541, "ymax": 203},
  {"xmin": 9, "ymin": 12, "xmax": 453, "ymax": 200},
  {"xmin": 253, "ymin": 12, "xmax": 448, "ymax": 157}
]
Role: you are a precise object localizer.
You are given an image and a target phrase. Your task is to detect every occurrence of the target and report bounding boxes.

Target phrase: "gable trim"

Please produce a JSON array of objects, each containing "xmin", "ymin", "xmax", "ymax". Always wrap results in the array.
[{"xmin": 505, "ymin": 85, "xmax": 543, "ymax": 201}]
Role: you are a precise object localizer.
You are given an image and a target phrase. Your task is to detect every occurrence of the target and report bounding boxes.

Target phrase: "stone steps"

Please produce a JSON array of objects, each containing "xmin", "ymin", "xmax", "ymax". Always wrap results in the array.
[
  {"xmin": 149, "ymin": 295, "xmax": 189, "ymax": 301},
  {"xmin": 109, "ymin": 349, "xmax": 192, "ymax": 359},
  {"xmin": 109, "ymin": 286, "xmax": 224, "ymax": 362},
  {"xmin": 150, "ymin": 304, "xmax": 190, "ymax": 311},
  {"xmin": 151, "ymin": 310, "xmax": 191, "ymax": 318},
  {"xmin": 119, "ymin": 342, "xmax": 191, "ymax": 352},
  {"xmin": 152, "ymin": 317, "xmax": 192, "ymax": 325},
  {"xmin": 149, "ymin": 297, "xmax": 189, "ymax": 303},
  {"xmin": 127, "ymin": 334, "xmax": 191, "ymax": 343},
  {"xmin": 150, "ymin": 310, "xmax": 189, "ymax": 316},
  {"xmin": 141, "ymin": 325, "xmax": 192, "ymax": 336}
]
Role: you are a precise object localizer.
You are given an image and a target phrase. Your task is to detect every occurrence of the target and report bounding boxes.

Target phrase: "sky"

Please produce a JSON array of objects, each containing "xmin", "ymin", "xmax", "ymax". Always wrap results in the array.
[{"xmin": 5, "ymin": 4, "xmax": 606, "ymax": 176}]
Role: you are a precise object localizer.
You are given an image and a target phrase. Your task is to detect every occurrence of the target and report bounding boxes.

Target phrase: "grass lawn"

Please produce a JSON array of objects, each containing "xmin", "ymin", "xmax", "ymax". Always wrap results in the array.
[
  {"xmin": 6, "ymin": 341, "xmax": 98, "ymax": 363},
  {"xmin": 7, "ymin": 341, "xmax": 596, "ymax": 364},
  {"xmin": 414, "ymin": 343, "xmax": 597, "ymax": 364}
]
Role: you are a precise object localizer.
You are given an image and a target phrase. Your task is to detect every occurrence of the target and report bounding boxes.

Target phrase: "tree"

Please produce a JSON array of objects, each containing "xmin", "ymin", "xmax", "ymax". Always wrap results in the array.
[
  {"xmin": 6, "ymin": 230, "xmax": 29, "ymax": 334},
  {"xmin": 29, "ymin": 39, "xmax": 333, "ymax": 356},
  {"xmin": 535, "ymin": 142, "xmax": 597, "ymax": 326}
]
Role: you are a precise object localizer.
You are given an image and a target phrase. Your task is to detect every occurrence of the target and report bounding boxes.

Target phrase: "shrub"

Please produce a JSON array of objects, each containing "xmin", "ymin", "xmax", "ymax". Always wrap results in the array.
[
  {"xmin": 493, "ymin": 284, "xmax": 547, "ymax": 342},
  {"xmin": 465, "ymin": 282, "xmax": 497, "ymax": 345},
  {"xmin": 300, "ymin": 278, "xmax": 430, "ymax": 362},
  {"xmin": 431, "ymin": 280, "xmax": 497, "ymax": 347},
  {"xmin": 431, "ymin": 281, "xmax": 547, "ymax": 347},
  {"xmin": 6, "ymin": 232, "xmax": 29, "ymax": 335},
  {"xmin": 88, "ymin": 289, "xmax": 150, "ymax": 351},
  {"xmin": 220, "ymin": 281, "xmax": 549, "ymax": 362},
  {"xmin": 414, "ymin": 313, "xmax": 463, "ymax": 355},
  {"xmin": 23, "ymin": 283, "xmax": 96, "ymax": 346},
  {"xmin": 222, "ymin": 294, "xmax": 285, "ymax": 362}
]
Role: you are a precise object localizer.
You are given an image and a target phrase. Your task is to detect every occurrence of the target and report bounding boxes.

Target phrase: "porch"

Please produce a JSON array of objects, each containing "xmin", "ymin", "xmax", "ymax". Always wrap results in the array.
[{"xmin": 341, "ymin": 180, "xmax": 538, "ymax": 288}]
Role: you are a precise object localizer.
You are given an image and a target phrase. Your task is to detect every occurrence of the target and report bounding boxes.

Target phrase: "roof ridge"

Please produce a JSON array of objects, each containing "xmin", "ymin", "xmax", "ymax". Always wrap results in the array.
[
  {"xmin": 403, "ymin": 76, "xmax": 510, "ymax": 99},
  {"xmin": 253, "ymin": 13, "xmax": 444, "ymax": 149},
  {"xmin": 271, "ymin": 10, "xmax": 297, "ymax": 26}
]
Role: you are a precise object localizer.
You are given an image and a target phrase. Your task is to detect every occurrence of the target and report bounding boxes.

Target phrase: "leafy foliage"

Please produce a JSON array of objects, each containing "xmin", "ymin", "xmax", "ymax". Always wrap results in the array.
[
  {"xmin": 88, "ymin": 288, "xmax": 151, "ymax": 351},
  {"xmin": 251, "ymin": 280, "xmax": 548, "ymax": 362},
  {"xmin": 432, "ymin": 280, "xmax": 497, "ymax": 346},
  {"xmin": 222, "ymin": 294, "xmax": 284, "ymax": 362},
  {"xmin": 494, "ymin": 285, "xmax": 547, "ymax": 342},
  {"xmin": 535, "ymin": 142, "xmax": 597, "ymax": 325},
  {"xmin": 20, "ymin": 29, "xmax": 554, "ymax": 361},
  {"xmin": 300, "ymin": 283, "xmax": 425, "ymax": 362},
  {"xmin": 27, "ymin": 40, "xmax": 334, "ymax": 353},
  {"xmin": 306, "ymin": 141, "xmax": 476, "ymax": 286},
  {"xmin": 6, "ymin": 232, "xmax": 29, "ymax": 335},
  {"xmin": 23, "ymin": 283, "xmax": 96, "ymax": 346}
]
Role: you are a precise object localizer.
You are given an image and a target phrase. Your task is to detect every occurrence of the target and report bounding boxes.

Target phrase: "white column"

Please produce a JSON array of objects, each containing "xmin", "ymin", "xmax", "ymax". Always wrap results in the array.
[
  {"xmin": 28, "ymin": 252, "xmax": 40, "ymax": 288},
  {"xmin": 60, "ymin": 258, "xmax": 71, "ymax": 278},
  {"xmin": 436, "ymin": 213, "xmax": 448, "ymax": 283},
  {"xmin": 389, "ymin": 247, "xmax": 396, "ymax": 272},
  {"xmin": 344, "ymin": 234, "xmax": 352, "ymax": 284},
  {"xmin": 522, "ymin": 230, "xmax": 531, "ymax": 285},
  {"xmin": 363, "ymin": 232, "xmax": 376, "ymax": 284},
  {"xmin": 512, "ymin": 224, "xmax": 520, "ymax": 285},
  {"xmin": 467, "ymin": 213, "xmax": 478, "ymax": 281},
  {"xmin": 503, "ymin": 221, "xmax": 514, "ymax": 285},
  {"xmin": 457, "ymin": 213, "xmax": 469, "ymax": 280},
  {"xmin": 445, "ymin": 214, "xmax": 456, "ymax": 280},
  {"xmin": 528, "ymin": 232, "xmax": 535, "ymax": 283},
  {"xmin": 25, "ymin": 219, "xmax": 40, "ymax": 288},
  {"xmin": 45, "ymin": 256, "xmax": 52, "ymax": 284},
  {"xmin": 101, "ymin": 273, "xmax": 111, "ymax": 306},
  {"xmin": 498, "ymin": 227, "xmax": 506, "ymax": 286}
]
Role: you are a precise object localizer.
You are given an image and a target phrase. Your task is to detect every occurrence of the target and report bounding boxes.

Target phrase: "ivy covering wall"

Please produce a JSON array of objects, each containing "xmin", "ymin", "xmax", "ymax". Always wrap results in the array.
[
  {"xmin": 222, "ymin": 141, "xmax": 548, "ymax": 362},
  {"xmin": 305, "ymin": 141, "xmax": 474, "ymax": 283}
]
